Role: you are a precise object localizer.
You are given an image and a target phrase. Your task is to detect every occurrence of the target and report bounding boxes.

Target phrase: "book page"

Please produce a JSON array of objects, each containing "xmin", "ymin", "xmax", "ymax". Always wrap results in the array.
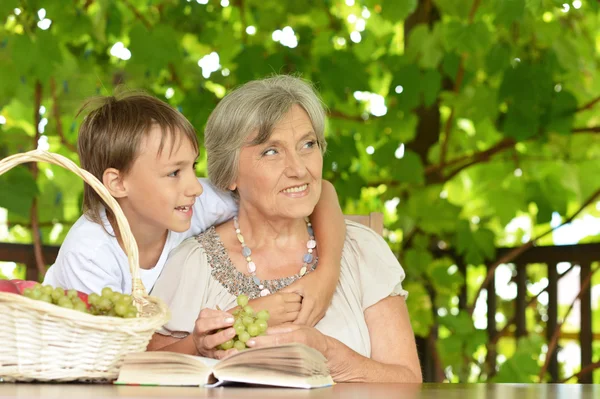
[
  {"xmin": 116, "ymin": 352, "xmax": 215, "ymax": 386},
  {"xmin": 212, "ymin": 366, "xmax": 334, "ymax": 389},
  {"xmin": 215, "ymin": 344, "xmax": 329, "ymax": 377}
]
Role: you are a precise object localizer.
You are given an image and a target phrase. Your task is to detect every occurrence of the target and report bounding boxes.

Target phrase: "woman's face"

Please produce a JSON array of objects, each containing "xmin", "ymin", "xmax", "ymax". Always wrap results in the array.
[{"xmin": 233, "ymin": 104, "xmax": 323, "ymax": 220}]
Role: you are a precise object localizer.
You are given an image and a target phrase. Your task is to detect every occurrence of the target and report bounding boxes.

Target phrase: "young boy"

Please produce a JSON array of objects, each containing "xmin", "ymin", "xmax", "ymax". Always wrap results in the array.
[{"xmin": 43, "ymin": 90, "xmax": 346, "ymax": 326}]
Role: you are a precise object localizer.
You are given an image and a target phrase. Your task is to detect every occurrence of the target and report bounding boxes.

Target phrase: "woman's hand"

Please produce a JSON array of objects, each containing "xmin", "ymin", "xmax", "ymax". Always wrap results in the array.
[
  {"xmin": 245, "ymin": 323, "xmax": 330, "ymax": 358},
  {"xmin": 280, "ymin": 270, "xmax": 336, "ymax": 327},
  {"xmin": 192, "ymin": 308, "xmax": 238, "ymax": 359},
  {"xmin": 244, "ymin": 292, "xmax": 302, "ymax": 326}
]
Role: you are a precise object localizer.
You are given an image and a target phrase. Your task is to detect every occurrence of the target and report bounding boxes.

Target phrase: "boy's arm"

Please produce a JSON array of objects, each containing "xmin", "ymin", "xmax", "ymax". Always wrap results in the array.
[{"xmin": 281, "ymin": 180, "xmax": 345, "ymax": 326}]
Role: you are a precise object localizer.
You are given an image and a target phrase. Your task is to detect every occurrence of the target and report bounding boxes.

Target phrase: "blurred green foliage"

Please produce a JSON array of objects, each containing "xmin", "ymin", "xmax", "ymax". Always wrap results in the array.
[{"xmin": 1, "ymin": 0, "xmax": 599, "ymax": 383}]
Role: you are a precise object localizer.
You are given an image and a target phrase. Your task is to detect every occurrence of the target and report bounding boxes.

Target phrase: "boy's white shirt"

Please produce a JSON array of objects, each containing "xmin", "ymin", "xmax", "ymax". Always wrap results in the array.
[{"xmin": 43, "ymin": 178, "xmax": 237, "ymax": 294}]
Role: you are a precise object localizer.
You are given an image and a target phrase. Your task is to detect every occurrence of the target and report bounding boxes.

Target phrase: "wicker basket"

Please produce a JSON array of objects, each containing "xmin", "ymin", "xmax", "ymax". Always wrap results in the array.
[{"xmin": 0, "ymin": 150, "xmax": 170, "ymax": 382}]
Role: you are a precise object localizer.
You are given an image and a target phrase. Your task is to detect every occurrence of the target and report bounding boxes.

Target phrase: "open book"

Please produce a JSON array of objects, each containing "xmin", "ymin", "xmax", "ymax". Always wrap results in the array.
[{"xmin": 115, "ymin": 343, "xmax": 334, "ymax": 389}]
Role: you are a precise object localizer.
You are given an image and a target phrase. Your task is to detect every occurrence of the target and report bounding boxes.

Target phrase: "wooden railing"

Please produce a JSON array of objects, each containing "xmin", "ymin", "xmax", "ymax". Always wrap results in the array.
[{"xmin": 1, "ymin": 241, "xmax": 598, "ymax": 383}]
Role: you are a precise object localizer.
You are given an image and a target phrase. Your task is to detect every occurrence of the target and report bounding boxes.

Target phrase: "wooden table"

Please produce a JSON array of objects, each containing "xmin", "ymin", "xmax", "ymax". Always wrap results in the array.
[{"xmin": 0, "ymin": 383, "xmax": 598, "ymax": 398}]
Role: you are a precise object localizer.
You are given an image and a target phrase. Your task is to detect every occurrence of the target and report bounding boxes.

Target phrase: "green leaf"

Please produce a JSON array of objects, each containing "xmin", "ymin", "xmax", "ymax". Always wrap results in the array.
[
  {"xmin": 403, "ymin": 281, "xmax": 434, "ymax": 337},
  {"xmin": 491, "ymin": 335, "xmax": 543, "ymax": 383},
  {"xmin": 128, "ymin": 23, "xmax": 181, "ymax": 73},
  {"xmin": 421, "ymin": 69, "xmax": 441, "ymax": 107},
  {"xmin": 429, "ymin": 261, "xmax": 464, "ymax": 296},
  {"xmin": 390, "ymin": 64, "xmax": 421, "ymax": 111},
  {"xmin": 455, "ymin": 221, "xmax": 497, "ymax": 266},
  {"xmin": 317, "ymin": 51, "xmax": 369, "ymax": 100},
  {"xmin": 485, "ymin": 43, "xmax": 512, "ymax": 76},
  {"xmin": 391, "ymin": 150, "xmax": 424, "ymax": 184},
  {"xmin": 380, "ymin": 0, "xmax": 417, "ymax": 22},
  {"xmin": 324, "ymin": 132, "xmax": 358, "ymax": 173},
  {"xmin": 403, "ymin": 248, "xmax": 433, "ymax": 278},
  {"xmin": 0, "ymin": 166, "xmax": 38, "ymax": 218},
  {"xmin": 406, "ymin": 24, "xmax": 443, "ymax": 69},
  {"xmin": 0, "ymin": 0, "xmax": 18, "ymax": 21},
  {"xmin": 433, "ymin": 0, "xmax": 472, "ymax": 18},
  {"xmin": 443, "ymin": 21, "xmax": 491, "ymax": 54},
  {"xmin": 494, "ymin": 0, "xmax": 526, "ymax": 26},
  {"xmin": 406, "ymin": 188, "xmax": 461, "ymax": 234},
  {"xmin": 543, "ymin": 90, "xmax": 577, "ymax": 135}
]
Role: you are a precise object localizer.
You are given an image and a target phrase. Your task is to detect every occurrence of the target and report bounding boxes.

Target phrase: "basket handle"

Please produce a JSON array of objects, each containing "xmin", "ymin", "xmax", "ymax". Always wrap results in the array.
[{"xmin": 0, "ymin": 149, "xmax": 147, "ymax": 299}]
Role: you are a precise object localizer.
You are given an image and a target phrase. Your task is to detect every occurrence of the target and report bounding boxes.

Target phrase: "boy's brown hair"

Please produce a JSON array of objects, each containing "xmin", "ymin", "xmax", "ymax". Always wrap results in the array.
[{"xmin": 76, "ymin": 88, "xmax": 199, "ymax": 225}]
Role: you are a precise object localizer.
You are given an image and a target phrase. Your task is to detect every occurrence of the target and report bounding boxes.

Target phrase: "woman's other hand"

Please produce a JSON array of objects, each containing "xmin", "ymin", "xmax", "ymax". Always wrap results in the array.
[
  {"xmin": 192, "ymin": 308, "xmax": 238, "ymax": 359},
  {"xmin": 245, "ymin": 323, "xmax": 330, "ymax": 357}
]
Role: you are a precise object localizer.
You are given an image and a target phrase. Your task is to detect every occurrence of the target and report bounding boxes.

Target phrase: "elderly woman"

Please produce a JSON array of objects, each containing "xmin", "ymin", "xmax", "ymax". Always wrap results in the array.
[{"xmin": 149, "ymin": 75, "xmax": 422, "ymax": 383}]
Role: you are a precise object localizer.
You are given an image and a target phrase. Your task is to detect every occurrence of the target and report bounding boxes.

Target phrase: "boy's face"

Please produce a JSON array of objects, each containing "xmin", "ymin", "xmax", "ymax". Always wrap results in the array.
[{"xmin": 119, "ymin": 125, "xmax": 203, "ymax": 236}]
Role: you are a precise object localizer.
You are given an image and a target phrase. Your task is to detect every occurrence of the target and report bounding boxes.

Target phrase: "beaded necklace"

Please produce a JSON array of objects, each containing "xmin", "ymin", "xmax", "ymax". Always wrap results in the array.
[{"xmin": 233, "ymin": 216, "xmax": 317, "ymax": 297}]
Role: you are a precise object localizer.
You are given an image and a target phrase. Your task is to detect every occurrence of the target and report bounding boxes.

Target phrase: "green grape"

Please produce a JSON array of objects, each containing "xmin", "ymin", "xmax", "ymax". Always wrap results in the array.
[
  {"xmin": 233, "ymin": 318, "xmax": 245, "ymax": 328},
  {"xmin": 22, "ymin": 288, "xmax": 34, "ymax": 298},
  {"xmin": 247, "ymin": 323, "xmax": 260, "ymax": 337},
  {"xmin": 39, "ymin": 294, "xmax": 52, "ymax": 304},
  {"xmin": 67, "ymin": 289, "xmax": 78, "ymax": 300},
  {"xmin": 243, "ymin": 305, "xmax": 254, "ymax": 316},
  {"xmin": 236, "ymin": 294, "xmax": 249, "ymax": 307},
  {"xmin": 74, "ymin": 302, "xmax": 88, "ymax": 312},
  {"xmin": 233, "ymin": 340, "xmax": 246, "ymax": 351},
  {"xmin": 41, "ymin": 285, "xmax": 53, "ymax": 296},
  {"xmin": 114, "ymin": 302, "xmax": 128, "ymax": 317},
  {"xmin": 221, "ymin": 339, "xmax": 234, "ymax": 350},
  {"xmin": 118, "ymin": 295, "xmax": 133, "ymax": 306},
  {"xmin": 88, "ymin": 293, "xmax": 100, "ymax": 306},
  {"xmin": 232, "ymin": 308, "xmax": 242, "ymax": 317},
  {"xmin": 98, "ymin": 297, "xmax": 112, "ymax": 311},
  {"xmin": 238, "ymin": 331, "xmax": 251, "ymax": 343},
  {"xmin": 242, "ymin": 315, "xmax": 254, "ymax": 327},
  {"xmin": 234, "ymin": 324, "xmax": 246, "ymax": 336},
  {"xmin": 108, "ymin": 308, "xmax": 117, "ymax": 317},
  {"xmin": 124, "ymin": 310, "xmax": 137, "ymax": 318},
  {"xmin": 57, "ymin": 296, "xmax": 73, "ymax": 309},
  {"xmin": 256, "ymin": 310, "xmax": 270, "ymax": 321},
  {"xmin": 51, "ymin": 287, "xmax": 65, "ymax": 303},
  {"xmin": 256, "ymin": 319, "xmax": 268, "ymax": 333},
  {"xmin": 101, "ymin": 287, "xmax": 114, "ymax": 300}
]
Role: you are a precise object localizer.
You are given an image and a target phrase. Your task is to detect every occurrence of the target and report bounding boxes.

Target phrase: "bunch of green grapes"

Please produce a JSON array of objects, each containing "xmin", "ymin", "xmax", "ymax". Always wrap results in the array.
[
  {"xmin": 22, "ymin": 283, "xmax": 88, "ymax": 313},
  {"xmin": 87, "ymin": 287, "xmax": 138, "ymax": 318},
  {"xmin": 218, "ymin": 294, "xmax": 270, "ymax": 351},
  {"xmin": 22, "ymin": 284, "xmax": 138, "ymax": 318}
]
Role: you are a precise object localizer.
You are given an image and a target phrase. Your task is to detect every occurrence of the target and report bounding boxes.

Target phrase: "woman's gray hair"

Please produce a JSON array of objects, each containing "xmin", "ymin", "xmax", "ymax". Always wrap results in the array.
[{"xmin": 204, "ymin": 75, "xmax": 327, "ymax": 192}]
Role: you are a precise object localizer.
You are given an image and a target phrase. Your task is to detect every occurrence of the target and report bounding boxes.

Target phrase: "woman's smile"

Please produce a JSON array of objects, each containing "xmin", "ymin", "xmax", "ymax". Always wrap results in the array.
[{"xmin": 281, "ymin": 183, "xmax": 309, "ymax": 197}]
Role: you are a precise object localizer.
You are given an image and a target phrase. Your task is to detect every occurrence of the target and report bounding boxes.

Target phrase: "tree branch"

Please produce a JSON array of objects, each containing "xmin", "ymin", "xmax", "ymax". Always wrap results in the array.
[
  {"xmin": 31, "ymin": 81, "xmax": 47, "ymax": 278},
  {"xmin": 235, "ymin": 0, "xmax": 248, "ymax": 44},
  {"xmin": 438, "ymin": 0, "xmax": 480, "ymax": 167},
  {"xmin": 426, "ymin": 138, "xmax": 516, "ymax": 177},
  {"xmin": 83, "ymin": 0, "xmax": 94, "ymax": 11},
  {"xmin": 427, "ymin": 125, "xmax": 600, "ymax": 181},
  {"xmin": 122, "ymin": 0, "xmax": 152, "ymax": 30},
  {"xmin": 560, "ymin": 360, "xmax": 600, "ymax": 383},
  {"xmin": 468, "ymin": 0, "xmax": 482, "ymax": 23},
  {"xmin": 572, "ymin": 126, "xmax": 600, "ymax": 133},
  {"xmin": 168, "ymin": 63, "xmax": 185, "ymax": 92},
  {"xmin": 538, "ymin": 264, "xmax": 599, "ymax": 380},
  {"xmin": 467, "ymin": 186, "xmax": 600, "ymax": 316},
  {"xmin": 329, "ymin": 110, "xmax": 363, "ymax": 122},
  {"xmin": 576, "ymin": 95, "xmax": 600, "ymax": 113},
  {"xmin": 50, "ymin": 77, "xmax": 77, "ymax": 153}
]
